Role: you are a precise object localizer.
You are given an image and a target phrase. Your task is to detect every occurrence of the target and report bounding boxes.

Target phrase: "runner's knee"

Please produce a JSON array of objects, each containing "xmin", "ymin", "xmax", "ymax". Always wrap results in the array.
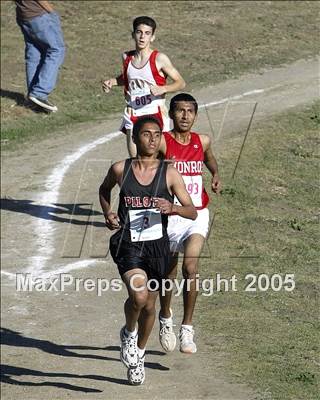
[
  {"xmin": 131, "ymin": 290, "xmax": 148, "ymax": 310},
  {"xmin": 167, "ymin": 268, "xmax": 178, "ymax": 280},
  {"xmin": 182, "ymin": 261, "xmax": 198, "ymax": 280}
]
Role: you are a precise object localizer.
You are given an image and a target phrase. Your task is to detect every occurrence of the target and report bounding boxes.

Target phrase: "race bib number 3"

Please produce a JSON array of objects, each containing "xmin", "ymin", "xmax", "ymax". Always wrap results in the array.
[
  {"xmin": 129, "ymin": 208, "xmax": 162, "ymax": 242},
  {"xmin": 174, "ymin": 175, "xmax": 203, "ymax": 207}
]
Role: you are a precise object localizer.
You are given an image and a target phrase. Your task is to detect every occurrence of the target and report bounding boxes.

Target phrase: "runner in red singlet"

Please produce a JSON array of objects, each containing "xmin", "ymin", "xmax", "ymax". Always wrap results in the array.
[
  {"xmin": 158, "ymin": 93, "xmax": 222, "ymax": 354},
  {"xmin": 102, "ymin": 16, "xmax": 185, "ymax": 156}
]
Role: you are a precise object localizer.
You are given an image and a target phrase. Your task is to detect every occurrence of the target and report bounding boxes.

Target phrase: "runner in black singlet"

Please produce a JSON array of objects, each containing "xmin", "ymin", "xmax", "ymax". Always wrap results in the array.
[{"xmin": 99, "ymin": 116, "xmax": 197, "ymax": 385}]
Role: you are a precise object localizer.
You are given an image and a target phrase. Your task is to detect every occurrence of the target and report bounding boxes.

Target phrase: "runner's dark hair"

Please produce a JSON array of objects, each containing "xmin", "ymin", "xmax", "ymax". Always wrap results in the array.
[
  {"xmin": 132, "ymin": 116, "xmax": 162, "ymax": 139},
  {"xmin": 169, "ymin": 93, "xmax": 198, "ymax": 114},
  {"xmin": 133, "ymin": 16, "xmax": 156, "ymax": 33}
]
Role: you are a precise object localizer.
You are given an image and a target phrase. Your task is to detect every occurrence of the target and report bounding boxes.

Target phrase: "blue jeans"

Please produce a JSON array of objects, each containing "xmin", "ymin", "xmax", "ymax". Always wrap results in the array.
[{"xmin": 17, "ymin": 12, "xmax": 65, "ymax": 99}]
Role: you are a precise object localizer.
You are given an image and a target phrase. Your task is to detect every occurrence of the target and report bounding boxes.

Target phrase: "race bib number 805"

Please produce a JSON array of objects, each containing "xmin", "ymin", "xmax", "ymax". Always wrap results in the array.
[{"xmin": 135, "ymin": 95, "xmax": 152, "ymax": 107}]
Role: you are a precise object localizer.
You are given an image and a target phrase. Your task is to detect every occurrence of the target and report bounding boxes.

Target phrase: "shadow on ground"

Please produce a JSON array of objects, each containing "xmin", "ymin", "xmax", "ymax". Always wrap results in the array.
[
  {"xmin": 0, "ymin": 198, "xmax": 105, "ymax": 227},
  {"xmin": 0, "ymin": 89, "xmax": 48, "ymax": 113},
  {"xmin": 1, "ymin": 328, "xmax": 169, "ymax": 392}
]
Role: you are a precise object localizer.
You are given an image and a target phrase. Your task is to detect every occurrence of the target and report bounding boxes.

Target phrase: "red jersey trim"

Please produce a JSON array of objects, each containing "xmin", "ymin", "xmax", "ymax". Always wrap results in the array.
[
  {"xmin": 122, "ymin": 50, "xmax": 135, "ymax": 94},
  {"xmin": 149, "ymin": 50, "xmax": 166, "ymax": 86},
  {"xmin": 122, "ymin": 50, "xmax": 166, "ymax": 93},
  {"xmin": 121, "ymin": 105, "xmax": 164, "ymax": 134}
]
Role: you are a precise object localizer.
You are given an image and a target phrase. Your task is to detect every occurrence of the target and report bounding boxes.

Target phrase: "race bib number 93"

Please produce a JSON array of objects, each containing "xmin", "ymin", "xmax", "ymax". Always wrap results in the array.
[{"xmin": 174, "ymin": 175, "xmax": 203, "ymax": 208}]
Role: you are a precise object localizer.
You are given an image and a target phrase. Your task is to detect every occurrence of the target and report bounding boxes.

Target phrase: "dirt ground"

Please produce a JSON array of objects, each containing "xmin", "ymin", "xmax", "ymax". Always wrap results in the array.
[{"xmin": 1, "ymin": 56, "xmax": 319, "ymax": 399}]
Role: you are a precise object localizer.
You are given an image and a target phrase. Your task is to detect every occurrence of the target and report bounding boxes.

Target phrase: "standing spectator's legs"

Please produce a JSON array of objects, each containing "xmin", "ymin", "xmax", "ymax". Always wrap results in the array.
[
  {"xmin": 26, "ymin": 12, "xmax": 65, "ymax": 100},
  {"xmin": 18, "ymin": 12, "xmax": 65, "ymax": 112},
  {"xmin": 17, "ymin": 20, "xmax": 43, "ymax": 95},
  {"xmin": 25, "ymin": 41, "xmax": 46, "ymax": 94}
]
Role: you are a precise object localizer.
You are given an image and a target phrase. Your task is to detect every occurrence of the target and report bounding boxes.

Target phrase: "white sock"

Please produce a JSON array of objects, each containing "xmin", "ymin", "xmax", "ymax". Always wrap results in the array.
[
  {"xmin": 125, "ymin": 327, "xmax": 137, "ymax": 337},
  {"xmin": 181, "ymin": 324, "xmax": 193, "ymax": 331},
  {"xmin": 160, "ymin": 315, "xmax": 172, "ymax": 323},
  {"xmin": 159, "ymin": 310, "xmax": 172, "ymax": 321},
  {"xmin": 138, "ymin": 347, "xmax": 145, "ymax": 358}
]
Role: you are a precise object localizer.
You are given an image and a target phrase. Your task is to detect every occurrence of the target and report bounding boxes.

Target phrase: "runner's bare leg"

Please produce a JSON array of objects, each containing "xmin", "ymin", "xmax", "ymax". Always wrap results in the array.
[
  {"xmin": 122, "ymin": 268, "xmax": 148, "ymax": 331},
  {"xmin": 137, "ymin": 291, "xmax": 159, "ymax": 349},
  {"xmin": 159, "ymin": 253, "xmax": 179, "ymax": 318},
  {"xmin": 126, "ymin": 128, "xmax": 137, "ymax": 157},
  {"xmin": 181, "ymin": 234, "xmax": 205, "ymax": 325}
]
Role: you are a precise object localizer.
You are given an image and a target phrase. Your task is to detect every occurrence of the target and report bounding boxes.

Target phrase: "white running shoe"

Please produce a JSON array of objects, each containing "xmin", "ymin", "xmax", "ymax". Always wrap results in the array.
[
  {"xmin": 120, "ymin": 326, "xmax": 139, "ymax": 368},
  {"xmin": 179, "ymin": 325, "xmax": 197, "ymax": 354},
  {"xmin": 127, "ymin": 352, "xmax": 145, "ymax": 385},
  {"xmin": 159, "ymin": 308, "xmax": 176, "ymax": 352}
]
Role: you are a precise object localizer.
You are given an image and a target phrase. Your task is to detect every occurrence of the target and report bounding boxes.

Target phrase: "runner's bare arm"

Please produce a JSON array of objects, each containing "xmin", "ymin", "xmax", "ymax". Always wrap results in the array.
[
  {"xmin": 155, "ymin": 166, "xmax": 197, "ymax": 220},
  {"xmin": 99, "ymin": 162, "xmax": 124, "ymax": 229},
  {"xmin": 151, "ymin": 53, "xmax": 186, "ymax": 96},
  {"xmin": 200, "ymin": 134, "xmax": 222, "ymax": 194},
  {"xmin": 158, "ymin": 135, "xmax": 167, "ymax": 156},
  {"xmin": 102, "ymin": 54, "xmax": 125, "ymax": 93},
  {"xmin": 102, "ymin": 75, "xmax": 124, "ymax": 93}
]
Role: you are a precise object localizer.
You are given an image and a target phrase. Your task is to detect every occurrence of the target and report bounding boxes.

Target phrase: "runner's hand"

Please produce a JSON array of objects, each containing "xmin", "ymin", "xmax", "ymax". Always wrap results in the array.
[
  {"xmin": 105, "ymin": 212, "xmax": 120, "ymax": 230},
  {"xmin": 154, "ymin": 197, "xmax": 173, "ymax": 214},
  {"xmin": 212, "ymin": 174, "xmax": 221, "ymax": 194},
  {"xmin": 102, "ymin": 78, "xmax": 115, "ymax": 93},
  {"xmin": 150, "ymin": 85, "xmax": 166, "ymax": 96}
]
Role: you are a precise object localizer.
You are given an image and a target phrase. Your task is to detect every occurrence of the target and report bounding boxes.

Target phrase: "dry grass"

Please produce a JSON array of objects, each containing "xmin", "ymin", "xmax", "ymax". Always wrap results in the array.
[
  {"xmin": 197, "ymin": 101, "xmax": 320, "ymax": 400},
  {"xmin": 1, "ymin": 1, "xmax": 319, "ymax": 147}
]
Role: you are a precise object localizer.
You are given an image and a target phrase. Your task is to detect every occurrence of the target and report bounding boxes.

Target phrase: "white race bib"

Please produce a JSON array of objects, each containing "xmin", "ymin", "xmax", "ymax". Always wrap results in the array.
[
  {"xmin": 127, "ymin": 79, "xmax": 164, "ymax": 114},
  {"xmin": 129, "ymin": 208, "xmax": 163, "ymax": 242},
  {"xmin": 174, "ymin": 175, "xmax": 203, "ymax": 208}
]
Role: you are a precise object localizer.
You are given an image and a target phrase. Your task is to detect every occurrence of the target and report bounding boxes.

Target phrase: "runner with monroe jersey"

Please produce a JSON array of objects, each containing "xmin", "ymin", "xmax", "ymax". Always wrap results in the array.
[{"xmin": 158, "ymin": 93, "xmax": 222, "ymax": 354}]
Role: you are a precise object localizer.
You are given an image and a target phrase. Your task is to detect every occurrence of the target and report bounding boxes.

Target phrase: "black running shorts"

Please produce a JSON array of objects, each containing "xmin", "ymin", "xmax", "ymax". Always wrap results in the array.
[{"xmin": 109, "ymin": 230, "xmax": 171, "ymax": 290}]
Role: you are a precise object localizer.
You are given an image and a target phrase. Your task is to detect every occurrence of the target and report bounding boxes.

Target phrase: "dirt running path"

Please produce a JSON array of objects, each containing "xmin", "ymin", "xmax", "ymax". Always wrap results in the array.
[{"xmin": 1, "ymin": 57, "xmax": 319, "ymax": 399}]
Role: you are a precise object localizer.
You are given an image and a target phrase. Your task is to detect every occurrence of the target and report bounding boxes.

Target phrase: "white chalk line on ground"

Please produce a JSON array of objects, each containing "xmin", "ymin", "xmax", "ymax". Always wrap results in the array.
[
  {"xmin": 1, "ymin": 271, "xmax": 16, "ymax": 278},
  {"xmin": 26, "ymin": 131, "xmax": 122, "ymax": 278},
  {"xmin": 2, "ymin": 85, "xmax": 279, "ymax": 280}
]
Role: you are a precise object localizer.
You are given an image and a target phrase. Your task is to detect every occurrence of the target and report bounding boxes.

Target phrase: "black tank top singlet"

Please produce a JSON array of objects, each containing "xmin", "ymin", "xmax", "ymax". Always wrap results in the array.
[{"xmin": 117, "ymin": 159, "xmax": 173, "ymax": 242}]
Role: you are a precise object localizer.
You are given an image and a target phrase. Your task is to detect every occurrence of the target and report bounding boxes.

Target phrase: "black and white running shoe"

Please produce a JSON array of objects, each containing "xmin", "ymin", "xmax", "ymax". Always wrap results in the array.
[{"xmin": 120, "ymin": 326, "xmax": 139, "ymax": 368}]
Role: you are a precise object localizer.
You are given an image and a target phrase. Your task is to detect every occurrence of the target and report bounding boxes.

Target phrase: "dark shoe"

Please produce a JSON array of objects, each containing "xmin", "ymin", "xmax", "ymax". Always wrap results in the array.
[
  {"xmin": 23, "ymin": 99, "xmax": 50, "ymax": 114},
  {"xmin": 28, "ymin": 95, "xmax": 58, "ymax": 112}
]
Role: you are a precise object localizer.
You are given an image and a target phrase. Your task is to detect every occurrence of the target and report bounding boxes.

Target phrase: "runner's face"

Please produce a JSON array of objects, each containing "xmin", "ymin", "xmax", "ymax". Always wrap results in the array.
[
  {"xmin": 133, "ymin": 24, "xmax": 154, "ymax": 50},
  {"xmin": 172, "ymin": 101, "xmax": 197, "ymax": 132},
  {"xmin": 137, "ymin": 122, "xmax": 162, "ymax": 156}
]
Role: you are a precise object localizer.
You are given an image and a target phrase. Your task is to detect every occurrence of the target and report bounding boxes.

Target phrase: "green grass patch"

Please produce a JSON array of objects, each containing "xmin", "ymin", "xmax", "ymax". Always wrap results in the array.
[
  {"xmin": 1, "ymin": 1, "xmax": 319, "ymax": 148},
  {"xmin": 197, "ymin": 101, "xmax": 320, "ymax": 399}
]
